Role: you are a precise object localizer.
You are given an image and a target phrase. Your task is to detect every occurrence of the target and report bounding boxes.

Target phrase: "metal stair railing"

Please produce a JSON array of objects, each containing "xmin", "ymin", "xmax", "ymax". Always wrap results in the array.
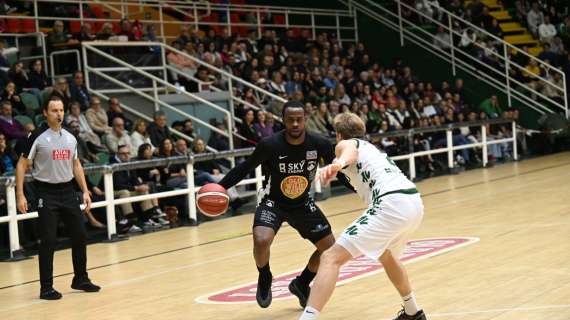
[
  {"xmin": 161, "ymin": 42, "xmax": 288, "ymax": 123},
  {"xmin": 82, "ymin": 41, "xmax": 237, "ymax": 152},
  {"xmin": 344, "ymin": 0, "xmax": 568, "ymax": 119},
  {"xmin": 4, "ymin": 0, "xmax": 357, "ymax": 44}
]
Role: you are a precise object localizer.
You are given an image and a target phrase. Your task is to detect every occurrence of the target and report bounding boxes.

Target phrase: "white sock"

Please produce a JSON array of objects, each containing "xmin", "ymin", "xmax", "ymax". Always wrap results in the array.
[
  {"xmin": 402, "ymin": 292, "xmax": 420, "ymax": 315},
  {"xmin": 299, "ymin": 306, "xmax": 320, "ymax": 320}
]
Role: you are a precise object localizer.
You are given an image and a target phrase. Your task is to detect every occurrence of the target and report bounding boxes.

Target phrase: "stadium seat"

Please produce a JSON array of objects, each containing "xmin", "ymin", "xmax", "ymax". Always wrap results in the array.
[
  {"xmin": 34, "ymin": 114, "xmax": 46, "ymax": 126},
  {"xmin": 14, "ymin": 115, "xmax": 33, "ymax": 127},
  {"xmin": 6, "ymin": 18, "xmax": 20, "ymax": 33},
  {"xmin": 39, "ymin": 88, "xmax": 52, "ymax": 107},
  {"xmin": 21, "ymin": 19, "xmax": 36, "ymax": 33},
  {"xmin": 70, "ymin": 21, "xmax": 82, "ymax": 34},
  {"xmin": 20, "ymin": 92, "xmax": 40, "ymax": 112}
]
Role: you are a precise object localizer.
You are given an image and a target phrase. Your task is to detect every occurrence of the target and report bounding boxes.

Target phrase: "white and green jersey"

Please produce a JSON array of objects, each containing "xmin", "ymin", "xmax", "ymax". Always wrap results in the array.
[{"xmin": 341, "ymin": 139, "xmax": 416, "ymax": 206}]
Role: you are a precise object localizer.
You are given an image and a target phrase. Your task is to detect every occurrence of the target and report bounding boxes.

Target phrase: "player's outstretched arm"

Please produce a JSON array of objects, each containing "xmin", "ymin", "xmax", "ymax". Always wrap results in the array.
[
  {"xmin": 219, "ymin": 140, "xmax": 269, "ymax": 190},
  {"xmin": 319, "ymin": 140, "xmax": 358, "ymax": 186}
]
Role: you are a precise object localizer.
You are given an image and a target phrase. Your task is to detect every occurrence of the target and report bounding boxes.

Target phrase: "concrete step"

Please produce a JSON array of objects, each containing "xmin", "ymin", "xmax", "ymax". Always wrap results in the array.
[
  {"xmin": 490, "ymin": 11, "xmax": 512, "ymax": 21},
  {"xmin": 505, "ymin": 34, "xmax": 538, "ymax": 46},
  {"xmin": 500, "ymin": 22, "xmax": 526, "ymax": 33}
]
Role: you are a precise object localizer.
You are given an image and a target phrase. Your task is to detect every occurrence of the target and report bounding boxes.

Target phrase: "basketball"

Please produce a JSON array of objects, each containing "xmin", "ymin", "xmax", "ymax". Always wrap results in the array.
[{"xmin": 196, "ymin": 183, "xmax": 229, "ymax": 217}]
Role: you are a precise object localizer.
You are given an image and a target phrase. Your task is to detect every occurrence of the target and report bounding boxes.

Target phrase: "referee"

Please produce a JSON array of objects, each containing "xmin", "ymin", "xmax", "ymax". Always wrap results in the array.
[{"xmin": 16, "ymin": 97, "xmax": 100, "ymax": 300}]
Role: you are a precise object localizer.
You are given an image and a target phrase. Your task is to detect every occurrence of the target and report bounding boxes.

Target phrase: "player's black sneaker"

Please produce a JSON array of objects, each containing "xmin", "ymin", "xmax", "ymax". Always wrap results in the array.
[
  {"xmin": 393, "ymin": 307, "xmax": 427, "ymax": 320},
  {"xmin": 256, "ymin": 272, "xmax": 272, "ymax": 308},
  {"xmin": 39, "ymin": 288, "xmax": 62, "ymax": 300},
  {"xmin": 71, "ymin": 278, "xmax": 101, "ymax": 292},
  {"xmin": 288, "ymin": 277, "xmax": 310, "ymax": 308}
]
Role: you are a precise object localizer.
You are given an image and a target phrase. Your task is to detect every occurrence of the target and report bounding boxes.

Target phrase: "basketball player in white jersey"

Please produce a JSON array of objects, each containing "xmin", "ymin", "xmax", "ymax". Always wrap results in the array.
[{"xmin": 299, "ymin": 113, "xmax": 427, "ymax": 320}]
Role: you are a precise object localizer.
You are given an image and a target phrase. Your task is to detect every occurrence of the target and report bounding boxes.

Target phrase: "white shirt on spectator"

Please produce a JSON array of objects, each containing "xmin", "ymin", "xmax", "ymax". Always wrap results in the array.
[
  {"xmin": 130, "ymin": 131, "xmax": 155, "ymax": 157},
  {"xmin": 527, "ymin": 9, "xmax": 544, "ymax": 35},
  {"xmin": 105, "ymin": 130, "xmax": 133, "ymax": 154},
  {"xmin": 434, "ymin": 32, "xmax": 452, "ymax": 50},
  {"xmin": 422, "ymin": 105, "xmax": 438, "ymax": 117},
  {"xmin": 538, "ymin": 23, "xmax": 557, "ymax": 42}
]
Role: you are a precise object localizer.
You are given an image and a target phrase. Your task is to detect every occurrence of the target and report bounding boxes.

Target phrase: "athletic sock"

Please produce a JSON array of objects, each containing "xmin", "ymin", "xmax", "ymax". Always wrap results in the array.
[
  {"xmin": 257, "ymin": 263, "xmax": 271, "ymax": 277},
  {"xmin": 297, "ymin": 266, "xmax": 316, "ymax": 288},
  {"xmin": 402, "ymin": 292, "xmax": 420, "ymax": 316},
  {"xmin": 299, "ymin": 306, "xmax": 320, "ymax": 320}
]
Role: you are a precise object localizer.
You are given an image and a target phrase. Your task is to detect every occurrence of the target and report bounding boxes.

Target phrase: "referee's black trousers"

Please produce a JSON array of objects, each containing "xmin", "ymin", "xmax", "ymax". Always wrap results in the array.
[{"xmin": 34, "ymin": 181, "xmax": 88, "ymax": 290}]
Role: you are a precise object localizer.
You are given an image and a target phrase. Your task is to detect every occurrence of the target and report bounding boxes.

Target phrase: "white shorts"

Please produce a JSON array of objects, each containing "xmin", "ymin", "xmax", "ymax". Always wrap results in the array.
[{"xmin": 337, "ymin": 193, "xmax": 424, "ymax": 260}]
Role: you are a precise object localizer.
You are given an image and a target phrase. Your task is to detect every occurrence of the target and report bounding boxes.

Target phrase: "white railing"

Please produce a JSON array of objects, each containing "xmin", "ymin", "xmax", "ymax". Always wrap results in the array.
[
  {"xmin": 81, "ymin": 41, "xmax": 237, "ymax": 151},
  {"xmin": 0, "ymin": 149, "xmax": 263, "ymax": 260},
  {"xmin": 0, "ymin": 32, "xmax": 47, "ymax": 68},
  {"xmin": 1, "ymin": 119, "xmax": 517, "ymax": 259},
  {"xmin": 49, "ymin": 48, "xmax": 81, "ymax": 79},
  {"xmin": 345, "ymin": 0, "xmax": 568, "ymax": 119},
  {"xmin": 316, "ymin": 119, "xmax": 518, "ymax": 193},
  {"xmin": 1, "ymin": 0, "xmax": 357, "ymax": 44},
  {"xmin": 160, "ymin": 41, "xmax": 288, "ymax": 123}
]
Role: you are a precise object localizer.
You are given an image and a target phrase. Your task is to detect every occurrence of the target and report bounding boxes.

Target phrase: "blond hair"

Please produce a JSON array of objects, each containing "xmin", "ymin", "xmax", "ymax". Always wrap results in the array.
[{"xmin": 334, "ymin": 113, "xmax": 366, "ymax": 139}]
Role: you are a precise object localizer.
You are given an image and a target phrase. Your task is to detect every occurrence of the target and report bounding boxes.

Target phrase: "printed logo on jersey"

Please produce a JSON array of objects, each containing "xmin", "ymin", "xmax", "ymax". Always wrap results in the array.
[
  {"xmin": 306, "ymin": 150, "xmax": 317, "ymax": 160},
  {"xmin": 279, "ymin": 160, "xmax": 305, "ymax": 174},
  {"xmin": 280, "ymin": 175, "xmax": 309, "ymax": 199},
  {"xmin": 196, "ymin": 237, "xmax": 479, "ymax": 304},
  {"xmin": 307, "ymin": 161, "xmax": 317, "ymax": 172},
  {"xmin": 52, "ymin": 149, "xmax": 71, "ymax": 160}
]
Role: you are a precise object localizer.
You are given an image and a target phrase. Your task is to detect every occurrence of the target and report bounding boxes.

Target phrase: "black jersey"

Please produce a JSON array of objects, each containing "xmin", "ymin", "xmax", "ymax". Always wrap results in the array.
[{"xmin": 220, "ymin": 130, "xmax": 353, "ymax": 207}]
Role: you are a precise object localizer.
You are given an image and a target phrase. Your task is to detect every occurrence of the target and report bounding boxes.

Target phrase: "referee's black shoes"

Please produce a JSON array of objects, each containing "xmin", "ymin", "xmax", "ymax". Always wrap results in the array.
[
  {"xmin": 39, "ymin": 288, "xmax": 62, "ymax": 300},
  {"xmin": 71, "ymin": 278, "xmax": 101, "ymax": 292}
]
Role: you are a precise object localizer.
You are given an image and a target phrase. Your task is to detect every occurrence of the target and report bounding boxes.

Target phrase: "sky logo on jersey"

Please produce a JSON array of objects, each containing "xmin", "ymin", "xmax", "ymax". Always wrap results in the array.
[
  {"xmin": 195, "ymin": 237, "xmax": 479, "ymax": 304},
  {"xmin": 52, "ymin": 149, "xmax": 71, "ymax": 160}
]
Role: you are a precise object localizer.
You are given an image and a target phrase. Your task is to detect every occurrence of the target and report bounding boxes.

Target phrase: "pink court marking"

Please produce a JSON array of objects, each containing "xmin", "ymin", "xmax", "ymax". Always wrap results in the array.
[{"xmin": 195, "ymin": 237, "xmax": 479, "ymax": 304}]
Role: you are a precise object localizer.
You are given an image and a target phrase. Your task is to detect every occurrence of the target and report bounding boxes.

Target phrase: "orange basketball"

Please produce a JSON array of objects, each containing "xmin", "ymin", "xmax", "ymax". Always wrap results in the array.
[{"xmin": 196, "ymin": 183, "xmax": 229, "ymax": 217}]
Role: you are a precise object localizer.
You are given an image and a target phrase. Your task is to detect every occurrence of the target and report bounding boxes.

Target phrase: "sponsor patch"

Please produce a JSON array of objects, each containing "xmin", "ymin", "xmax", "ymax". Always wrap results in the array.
[
  {"xmin": 52, "ymin": 149, "xmax": 71, "ymax": 160},
  {"xmin": 306, "ymin": 150, "xmax": 317, "ymax": 160},
  {"xmin": 280, "ymin": 175, "xmax": 309, "ymax": 199},
  {"xmin": 196, "ymin": 237, "xmax": 479, "ymax": 304}
]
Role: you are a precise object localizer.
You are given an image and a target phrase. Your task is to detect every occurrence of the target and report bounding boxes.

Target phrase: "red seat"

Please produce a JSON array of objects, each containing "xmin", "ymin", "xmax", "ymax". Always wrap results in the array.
[
  {"xmin": 274, "ymin": 15, "xmax": 285, "ymax": 26},
  {"xmin": 90, "ymin": 5, "xmax": 103, "ymax": 18},
  {"xmin": 6, "ymin": 18, "xmax": 20, "ymax": 33},
  {"xmin": 69, "ymin": 20, "xmax": 82, "ymax": 34},
  {"xmin": 21, "ymin": 19, "xmax": 36, "ymax": 33}
]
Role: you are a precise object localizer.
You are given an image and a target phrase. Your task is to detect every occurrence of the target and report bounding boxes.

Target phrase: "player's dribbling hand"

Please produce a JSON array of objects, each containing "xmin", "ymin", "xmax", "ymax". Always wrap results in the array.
[{"xmin": 17, "ymin": 195, "xmax": 28, "ymax": 213}]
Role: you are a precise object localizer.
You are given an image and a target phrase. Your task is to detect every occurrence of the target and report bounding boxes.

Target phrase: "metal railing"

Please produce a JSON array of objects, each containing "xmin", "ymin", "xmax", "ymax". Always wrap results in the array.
[
  {"xmin": 160, "ymin": 41, "xmax": 288, "ymax": 123},
  {"xmin": 1, "ymin": 118, "xmax": 517, "ymax": 259},
  {"xmin": 0, "ymin": 32, "xmax": 47, "ymax": 68},
  {"xmin": 345, "ymin": 0, "xmax": 568, "ymax": 119},
  {"xmin": 316, "ymin": 118, "xmax": 518, "ymax": 192},
  {"xmin": 81, "ymin": 41, "xmax": 237, "ymax": 151},
  {"xmin": 0, "ymin": 148, "xmax": 263, "ymax": 259},
  {"xmin": 49, "ymin": 48, "xmax": 81, "ymax": 79},
  {"xmin": 0, "ymin": 0, "xmax": 357, "ymax": 44}
]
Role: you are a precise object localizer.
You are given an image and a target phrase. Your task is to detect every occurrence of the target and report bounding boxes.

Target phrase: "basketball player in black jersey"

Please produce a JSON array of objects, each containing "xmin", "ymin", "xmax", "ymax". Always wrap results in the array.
[{"xmin": 219, "ymin": 101, "xmax": 353, "ymax": 309}]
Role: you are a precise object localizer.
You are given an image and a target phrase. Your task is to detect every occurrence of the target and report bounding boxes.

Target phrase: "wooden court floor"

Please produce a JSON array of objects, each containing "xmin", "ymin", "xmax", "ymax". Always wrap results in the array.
[{"xmin": 1, "ymin": 152, "xmax": 569, "ymax": 320}]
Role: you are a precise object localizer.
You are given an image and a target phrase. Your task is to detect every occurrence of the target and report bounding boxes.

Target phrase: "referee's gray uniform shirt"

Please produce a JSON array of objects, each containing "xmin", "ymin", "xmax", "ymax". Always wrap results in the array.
[{"xmin": 23, "ymin": 126, "xmax": 78, "ymax": 183}]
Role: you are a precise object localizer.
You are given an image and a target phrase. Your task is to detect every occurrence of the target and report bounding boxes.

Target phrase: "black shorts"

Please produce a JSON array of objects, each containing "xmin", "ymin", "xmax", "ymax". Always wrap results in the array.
[{"xmin": 253, "ymin": 198, "xmax": 332, "ymax": 244}]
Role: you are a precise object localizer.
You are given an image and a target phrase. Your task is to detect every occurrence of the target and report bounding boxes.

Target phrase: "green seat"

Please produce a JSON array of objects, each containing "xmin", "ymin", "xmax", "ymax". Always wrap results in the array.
[
  {"xmin": 4, "ymin": 50, "xmax": 18, "ymax": 66},
  {"xmin": 88, "ymin": 152, "xmax": 110, "ymax": 187},
  {"xmin": 34, "ymin": 114, "xmax": 46, "ymax": 126},
  {"xmin": 39, "ymin": 88, "xmax": 52, "ymax": 107},
  {"xmin": 14, "ymin": 115, "xmax": 33, "ymax": 126},
  {"xmin": 20, "ymin": 92, "xmax": 40, "ymax": 112}
]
